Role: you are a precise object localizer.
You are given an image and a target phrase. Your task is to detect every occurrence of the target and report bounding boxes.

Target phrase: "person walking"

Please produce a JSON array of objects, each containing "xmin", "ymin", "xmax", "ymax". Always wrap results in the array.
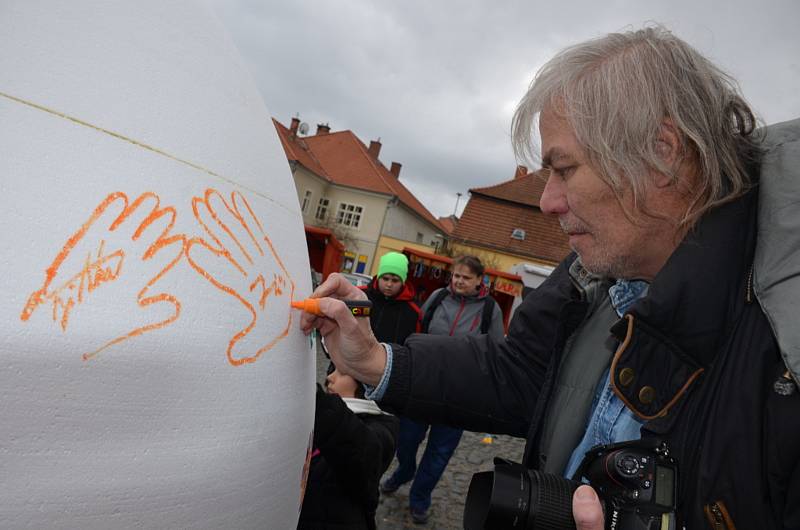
[{"xmin": 379, "ymin": 255, "xmax": 503, "ymax": 524}]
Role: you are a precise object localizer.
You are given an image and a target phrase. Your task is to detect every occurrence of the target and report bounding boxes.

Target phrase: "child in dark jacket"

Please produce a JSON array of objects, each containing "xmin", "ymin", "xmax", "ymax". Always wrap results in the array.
[
  {"xmin": 297, "ymin": 364, "xmax": 399, "ymax": 530},
  {"xmin": 360, "ymin": 251, "xmax": 421, "ymax": 345}
]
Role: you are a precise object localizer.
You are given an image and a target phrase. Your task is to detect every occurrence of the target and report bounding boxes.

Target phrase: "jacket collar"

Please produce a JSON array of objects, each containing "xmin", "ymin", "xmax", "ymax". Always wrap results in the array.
[
  {"xmin": 627, "ymin": 188, "xmax": 758, "ymax": 367},
  {"xmin": 607, "ymin": 189, "xmax": 758, "ymax": 420}
]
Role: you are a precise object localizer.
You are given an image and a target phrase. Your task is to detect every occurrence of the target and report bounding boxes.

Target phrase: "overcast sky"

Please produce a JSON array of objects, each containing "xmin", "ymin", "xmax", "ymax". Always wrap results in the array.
[{"xmin": 210, "ymin": 0, "xmax": 800, "ymax": 220}]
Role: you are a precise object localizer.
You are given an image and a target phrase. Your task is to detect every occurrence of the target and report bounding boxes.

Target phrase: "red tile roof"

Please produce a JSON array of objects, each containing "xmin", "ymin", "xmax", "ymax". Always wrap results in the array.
[
  {"xmin": 273, "ymin": 119, "xmax": 330, "ymax": 180},
  {"xmin": 437, "ymin": 215, "xmax": 458, "ymax": 235},
  {"xmin": 452, "ymin": 171, "xmax": 570, "ymax": 264},
  {"xmin": 273, "ymin": 119, "xmax": 442, "ymax": 230},
  {"xmin": 470, "ymin": 169, "xmax": 548, "ymax": 207}
]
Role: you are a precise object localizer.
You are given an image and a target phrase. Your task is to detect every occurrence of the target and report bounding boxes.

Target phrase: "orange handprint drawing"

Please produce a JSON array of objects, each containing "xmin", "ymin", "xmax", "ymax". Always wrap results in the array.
[
  {"xmin": 186, "ymin": 188, "xmax": 295, "ymax": 366},
  {"xmin": 19, "ymin": 192, "xmax": 187, "ymax": 360}
]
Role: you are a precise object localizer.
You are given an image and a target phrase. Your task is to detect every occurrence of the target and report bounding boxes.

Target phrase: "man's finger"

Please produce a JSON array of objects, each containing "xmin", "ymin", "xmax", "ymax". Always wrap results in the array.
[
  {"xmin": 310, "ymin": 297, "xmax": 362, "ymax": 331},
  {"xmin": 300, "ymin": 273, "xmax": 369, "ymax": 329},
  {"xmin": 573, "ymin": 485, "xmax": 604, "ymax": 530},
  {"xmin": 316, "ymin": 318, "xmax": 339, "ymax": 337}
]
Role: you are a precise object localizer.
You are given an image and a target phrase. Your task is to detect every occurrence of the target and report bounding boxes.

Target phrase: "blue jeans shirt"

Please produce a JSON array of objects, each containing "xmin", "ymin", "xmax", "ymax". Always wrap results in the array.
[{"xmin": 563, "ymin": 279, "xmax": 649, "ymax": 479}]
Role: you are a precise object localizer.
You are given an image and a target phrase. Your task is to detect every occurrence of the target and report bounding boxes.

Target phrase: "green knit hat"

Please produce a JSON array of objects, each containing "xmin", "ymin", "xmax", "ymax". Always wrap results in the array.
[{"xmin": 377, "ymin": 252, "xmax": 408, "ymax": 282}]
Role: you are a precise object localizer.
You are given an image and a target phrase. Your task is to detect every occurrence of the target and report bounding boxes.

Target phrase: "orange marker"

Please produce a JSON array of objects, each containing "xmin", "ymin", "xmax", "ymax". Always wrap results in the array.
[{"xmin": 291, "ymin": 298, "xmax": 372, "ymax": 317}]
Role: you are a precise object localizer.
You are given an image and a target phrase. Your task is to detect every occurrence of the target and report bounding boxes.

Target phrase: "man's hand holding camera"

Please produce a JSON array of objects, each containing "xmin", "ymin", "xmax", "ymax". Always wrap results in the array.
[{"xmin": 573, "ymin": 486, "xmax": 604, "ymax": 530}]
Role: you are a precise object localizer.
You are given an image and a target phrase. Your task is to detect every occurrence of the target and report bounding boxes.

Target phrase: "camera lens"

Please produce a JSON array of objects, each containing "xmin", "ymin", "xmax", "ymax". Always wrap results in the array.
[
  {"xmin": 464, "ymin": 459, "xmax": 579, "ymax": 529},
  {"xmin": 528, "ymin": 471, "xmax": 579, "ymax": 529}
]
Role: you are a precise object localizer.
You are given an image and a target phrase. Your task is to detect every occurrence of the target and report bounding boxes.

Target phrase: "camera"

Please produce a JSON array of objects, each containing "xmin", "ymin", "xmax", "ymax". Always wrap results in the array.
[{"xmin": 464, "ymin": 438, "xmax": 677, "ymax": 530}]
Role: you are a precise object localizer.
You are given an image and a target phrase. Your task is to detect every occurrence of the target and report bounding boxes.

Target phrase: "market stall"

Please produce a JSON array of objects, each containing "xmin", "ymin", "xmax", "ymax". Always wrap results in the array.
[
  {"xmin": 305, "ymin": 225, "xmax": 344, "ymax": 283},
  {"xmin": 402, "ymin": 247, "xmax": 523, "ymax": 331}
]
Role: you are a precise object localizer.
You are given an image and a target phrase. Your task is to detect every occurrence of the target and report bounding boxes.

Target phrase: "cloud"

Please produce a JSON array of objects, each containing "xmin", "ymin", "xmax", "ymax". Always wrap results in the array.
[{"xmin": 210, "ymin": 0, "xmax": 800, "ymax": 218}]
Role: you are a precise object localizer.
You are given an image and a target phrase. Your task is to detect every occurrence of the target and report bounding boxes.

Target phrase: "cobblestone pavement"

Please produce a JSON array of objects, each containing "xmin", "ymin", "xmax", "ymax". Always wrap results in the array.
[
  {"xmin": 316, "ymin": 345, "xmax": 526, "ymax": 529},
  {"xmin": 375, "ymin": 430, "xmax": 526, "ymax": 529}
]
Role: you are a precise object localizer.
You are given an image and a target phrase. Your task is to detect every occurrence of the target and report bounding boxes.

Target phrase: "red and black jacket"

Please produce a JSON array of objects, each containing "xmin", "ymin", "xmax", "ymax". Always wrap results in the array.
[{"xmin": 360, "ymin": 279, "xmax": 421, "ymax": 345}]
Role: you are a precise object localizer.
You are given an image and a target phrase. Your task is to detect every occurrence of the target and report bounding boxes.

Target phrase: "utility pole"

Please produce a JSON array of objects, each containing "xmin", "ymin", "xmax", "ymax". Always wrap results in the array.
[{"xmin": 453, "ymin": 192, "xmax": 462, "ymax": 217}]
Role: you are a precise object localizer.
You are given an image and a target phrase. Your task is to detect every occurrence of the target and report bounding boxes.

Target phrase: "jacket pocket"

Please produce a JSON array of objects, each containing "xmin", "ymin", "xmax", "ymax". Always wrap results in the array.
[{"xmin": 704, "ymin": 500, "xmax": 737, "ymax": 530}]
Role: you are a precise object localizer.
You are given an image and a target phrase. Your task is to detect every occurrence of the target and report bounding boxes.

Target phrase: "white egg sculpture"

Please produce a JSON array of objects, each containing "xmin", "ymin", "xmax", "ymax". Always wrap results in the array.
[{"xmin": 0, "ymin": 2, "xmax": 315, "ymax": 528}]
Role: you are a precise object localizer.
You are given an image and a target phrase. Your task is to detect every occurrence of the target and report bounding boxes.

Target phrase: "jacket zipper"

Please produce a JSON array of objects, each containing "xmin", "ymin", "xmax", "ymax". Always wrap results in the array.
[
  {"xmin": 449, "ymin": 299, "xmax": 466, "ymax": 336},
  {"xmin": 745, "ymin": 264, "xmax": 754, "ymax": 304},
  {"xmin": 704, "ymin": 501, "xmax": 736, "ymax": 530}
]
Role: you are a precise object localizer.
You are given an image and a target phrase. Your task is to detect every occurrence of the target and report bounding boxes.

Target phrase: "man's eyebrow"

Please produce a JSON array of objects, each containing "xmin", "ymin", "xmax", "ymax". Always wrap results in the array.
[{"xmin": 542, "ymin": 148, "xmax": 572, "ymax": 167}]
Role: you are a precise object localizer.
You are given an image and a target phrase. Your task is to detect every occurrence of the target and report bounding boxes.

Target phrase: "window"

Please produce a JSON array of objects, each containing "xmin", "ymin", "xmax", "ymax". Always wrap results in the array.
[
  {"xmin": 301, "ymin": 190, "xmax": 313, "ymax": 213},
  {"xmin": 416, "ymin": 232, "xmax": 424, "ymax": 243},
  {"xmin": 335, "ymin": 202, "xmax": 363, "ymax": 228},
  {"xmin": 511, "ymin": 228, "xmax": 526, "ymax": 240},
  {"xmin": 315, "ymin": 197, "xmax": 330, "ymax": 220},
  {"xmin": 342, "ymin": 251, "xmax": 355, "ymax": 273}
]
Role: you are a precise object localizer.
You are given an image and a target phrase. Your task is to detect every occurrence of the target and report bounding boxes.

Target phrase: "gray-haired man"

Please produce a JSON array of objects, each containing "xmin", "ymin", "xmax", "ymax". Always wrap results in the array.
[{"xmin": 302, "ymin": 26, "xmax": 800, "ymax": 529}]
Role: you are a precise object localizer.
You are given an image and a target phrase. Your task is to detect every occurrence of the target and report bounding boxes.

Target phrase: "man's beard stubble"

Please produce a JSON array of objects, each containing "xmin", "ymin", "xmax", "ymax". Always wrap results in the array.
[{"xmin": 560, "ymin": 218, "xmax": 631, "ymax": 279}]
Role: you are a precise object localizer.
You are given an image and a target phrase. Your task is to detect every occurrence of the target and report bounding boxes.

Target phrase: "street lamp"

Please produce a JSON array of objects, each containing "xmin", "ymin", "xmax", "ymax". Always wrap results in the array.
[{"xmin": 453, "ymin": 192, "xmax": 462, "ymax": 217}]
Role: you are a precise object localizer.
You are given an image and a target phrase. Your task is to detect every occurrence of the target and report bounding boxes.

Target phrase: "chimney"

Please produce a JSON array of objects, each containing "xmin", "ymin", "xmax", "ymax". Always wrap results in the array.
[
  {"xmin": 316, "ymin": 123, "xmax": 330, "ymax": 135},
  {"xmin": 368, "ymin": 139, "xmax": 382, "ymax": 159},
  {"xmin": 290, "ymin": 117, "xmax": 300, "ymax": 135},
  {"xmin": 390, "ymin": 161, "xmax": 402, "ymax": 179},
  {"xmin": 514, "ymin": 165, "xmax": 528, "ymax": 179}
]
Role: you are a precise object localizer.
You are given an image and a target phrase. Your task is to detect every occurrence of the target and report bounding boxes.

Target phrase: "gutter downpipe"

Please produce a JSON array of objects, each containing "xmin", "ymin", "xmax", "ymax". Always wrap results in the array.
[{"xmin": 370, "ymin": 195, "xmax": 398, "ymax": 274}]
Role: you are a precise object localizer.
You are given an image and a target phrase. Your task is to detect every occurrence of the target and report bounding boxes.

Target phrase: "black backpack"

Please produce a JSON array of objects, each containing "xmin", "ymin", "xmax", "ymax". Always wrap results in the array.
[{"xmin": 420, "ymin": 288, "xmax": 496, "ymax": 334}]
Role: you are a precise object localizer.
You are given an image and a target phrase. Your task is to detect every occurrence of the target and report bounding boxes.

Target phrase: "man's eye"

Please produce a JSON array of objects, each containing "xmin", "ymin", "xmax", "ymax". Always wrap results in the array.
[{"xmin": 553, "ymin": 166, "xmax": 576, "ymax": 179}]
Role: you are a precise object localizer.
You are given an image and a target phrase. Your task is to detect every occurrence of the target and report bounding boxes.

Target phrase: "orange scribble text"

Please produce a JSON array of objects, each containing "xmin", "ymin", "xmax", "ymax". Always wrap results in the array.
[
  {"xmin": 20, "ymin": 191, "xmax": 186, "ymax": 361},
  {"xmin": 20, "ymin": 187, "xmax": 295, "ymax": 367}
]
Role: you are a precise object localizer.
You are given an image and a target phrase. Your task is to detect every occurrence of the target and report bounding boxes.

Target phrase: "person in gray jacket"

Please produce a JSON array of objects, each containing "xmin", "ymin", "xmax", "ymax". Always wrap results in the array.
[{"xmin": 379, "ymin": 255, "xmax": 502, "ymax": 524}]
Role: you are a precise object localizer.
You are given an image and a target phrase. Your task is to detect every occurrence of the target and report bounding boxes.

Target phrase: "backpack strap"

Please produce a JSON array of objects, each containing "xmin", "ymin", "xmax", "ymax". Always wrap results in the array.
[
  {"xmin": 421, "ymin": 288, "xmax": 449, "ymax": 333},
  {"xmin": 480, "ymin": 296, "xmax": 495, "ymax": 334}
]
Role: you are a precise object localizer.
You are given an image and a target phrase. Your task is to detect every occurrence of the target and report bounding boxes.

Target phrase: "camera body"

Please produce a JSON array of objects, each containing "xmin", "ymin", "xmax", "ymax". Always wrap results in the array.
[
  {"xmin": 576, "ymin": 439, "xmax": 677, "ymax": 530},
  {"xmin": 464, "ymin": 438, "xmax": 677, "ymax": 530}
]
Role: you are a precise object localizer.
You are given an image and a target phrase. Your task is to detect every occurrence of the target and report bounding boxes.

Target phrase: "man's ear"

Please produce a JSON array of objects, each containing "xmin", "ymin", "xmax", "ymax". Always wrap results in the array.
[{"xmin": 653, "ymin": 118, "xmax": 681, "ymax": 187}]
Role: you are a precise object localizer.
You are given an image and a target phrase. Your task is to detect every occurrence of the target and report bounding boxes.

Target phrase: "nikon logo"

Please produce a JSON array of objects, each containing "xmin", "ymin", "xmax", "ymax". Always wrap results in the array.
[{"xmin": 609, "ymin": 508, "xmax": 620, "ymax": 530}]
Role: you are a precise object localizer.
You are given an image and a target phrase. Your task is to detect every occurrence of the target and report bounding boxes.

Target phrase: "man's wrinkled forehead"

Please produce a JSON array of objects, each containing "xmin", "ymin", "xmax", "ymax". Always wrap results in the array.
[{"xmin": 538, "ymin": 106, "xmax": 583, "ymax": 167}]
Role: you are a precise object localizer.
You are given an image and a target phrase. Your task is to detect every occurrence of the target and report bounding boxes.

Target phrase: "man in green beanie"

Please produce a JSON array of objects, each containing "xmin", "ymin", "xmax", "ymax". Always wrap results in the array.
[{"xmin": 360, "ymin": 251, "xmax": 421, "ymax": 347}]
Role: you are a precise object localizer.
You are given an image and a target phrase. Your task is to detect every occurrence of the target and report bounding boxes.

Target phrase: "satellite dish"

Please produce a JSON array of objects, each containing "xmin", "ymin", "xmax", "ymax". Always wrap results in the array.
[{"xmin": 298, "ymin": 122, "xmax": 309, "ymax": 135}]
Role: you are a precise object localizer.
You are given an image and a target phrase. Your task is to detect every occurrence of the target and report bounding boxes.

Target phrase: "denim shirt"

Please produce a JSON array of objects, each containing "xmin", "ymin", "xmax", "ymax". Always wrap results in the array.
[
  {"xmin": 363, "ymin": 343, "xmax": 393, "ymax": 401},
  {"xmin": 562, "ymin": 279, "xmax": 649, "ymax": 479}
]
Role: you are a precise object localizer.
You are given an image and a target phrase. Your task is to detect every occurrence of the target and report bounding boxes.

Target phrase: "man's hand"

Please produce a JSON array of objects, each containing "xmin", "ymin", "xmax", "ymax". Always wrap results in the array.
[
  {"xmin": 299, "ymin": 273, "xmax": 385, "ymax": 385},
  {"xmin": 573, "ymin": 485, "xmax": 604, "ymax": 530}
]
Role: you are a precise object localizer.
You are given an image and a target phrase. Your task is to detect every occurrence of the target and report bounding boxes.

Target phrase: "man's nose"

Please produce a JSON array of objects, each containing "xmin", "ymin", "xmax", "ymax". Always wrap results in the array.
[{"xmin": 539, "ymin": 172, "xmax": 568, "ymax": 215}]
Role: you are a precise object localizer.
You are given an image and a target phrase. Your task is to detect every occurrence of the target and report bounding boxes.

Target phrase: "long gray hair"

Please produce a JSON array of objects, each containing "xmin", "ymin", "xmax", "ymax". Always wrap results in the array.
[{"xmin": 512, "ymin": 25, "xmax": 762, "ymax": 229}]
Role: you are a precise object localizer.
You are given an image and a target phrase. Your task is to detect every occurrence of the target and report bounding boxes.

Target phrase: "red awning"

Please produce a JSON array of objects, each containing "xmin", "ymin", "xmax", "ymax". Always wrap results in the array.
[
  {"xmin": 304, "ymin": 225, "xmax": 344, "ymax": 249},
  {"xmin": 305, "ymin": 225, "xmax": 344, "ymax": 280},
  {"xmin": 403, "ymin": 247, "xmax": 453, "ymax": 265},
  {"xmin": 402, "ymin": 247, "xmax": 521, "ymax": 282}
]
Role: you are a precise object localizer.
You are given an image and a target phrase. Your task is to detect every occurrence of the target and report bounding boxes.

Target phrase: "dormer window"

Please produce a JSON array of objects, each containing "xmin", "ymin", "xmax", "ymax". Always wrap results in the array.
[{"xmin": 511, "ymin": 228, "xmax": 526, "ymax": 240}]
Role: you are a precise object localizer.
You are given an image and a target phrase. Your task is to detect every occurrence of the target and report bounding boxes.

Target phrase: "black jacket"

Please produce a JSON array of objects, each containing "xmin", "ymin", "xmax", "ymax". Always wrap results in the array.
[
  {"xmin": 378, "ymin": 189, "xmax": 800, "ymax": 529},
  {"xmin": 361, "ymin": 279, "xmax": 421, "ymax": 345},
  {"xmin": 298, "ymin": 386, "xmax": 399, "ymax": 530}
]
